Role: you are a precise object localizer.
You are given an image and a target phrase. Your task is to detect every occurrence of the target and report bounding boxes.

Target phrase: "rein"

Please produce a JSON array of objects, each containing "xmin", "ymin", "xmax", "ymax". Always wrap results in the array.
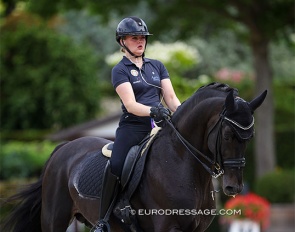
[{"xmin": 165, "ymin": 109, "xmax": 248, "ymax": 178}]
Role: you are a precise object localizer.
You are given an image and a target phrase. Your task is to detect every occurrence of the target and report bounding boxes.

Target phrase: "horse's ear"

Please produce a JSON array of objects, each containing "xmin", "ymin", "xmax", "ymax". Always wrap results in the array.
[
  {"xmin": 249, "ymin": 90, "xmax": 267, "ymax": 112},
  {"xmin": 225, "ymin": 90, "xmax": 237, "ymax": 113}
]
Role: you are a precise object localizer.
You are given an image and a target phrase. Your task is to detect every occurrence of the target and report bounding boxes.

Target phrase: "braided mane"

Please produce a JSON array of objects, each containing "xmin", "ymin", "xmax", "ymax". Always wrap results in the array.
[
  {"xmin": 196, "ymin": 82, "xmax": 239, "ymax": 97},
  {"xmin": 172, "ymin": 82, "xmax": 238, "ymax": 123}
]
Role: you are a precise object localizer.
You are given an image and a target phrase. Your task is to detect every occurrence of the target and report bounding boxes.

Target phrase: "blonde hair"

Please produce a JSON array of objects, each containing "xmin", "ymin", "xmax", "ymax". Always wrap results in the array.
[{"xmin": 119, "ymin": 37, "xmax": 126, "ymax": 53}]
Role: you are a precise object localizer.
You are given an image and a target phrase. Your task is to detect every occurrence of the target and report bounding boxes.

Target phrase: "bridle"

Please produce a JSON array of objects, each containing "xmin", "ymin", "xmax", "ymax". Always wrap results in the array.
[{"xmin": 165, "ymin": 108, "xmax": 253, "ymax": 178}]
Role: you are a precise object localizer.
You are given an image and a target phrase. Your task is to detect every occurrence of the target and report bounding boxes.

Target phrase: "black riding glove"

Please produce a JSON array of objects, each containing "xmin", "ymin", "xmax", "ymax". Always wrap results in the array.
[{"xmin": 150, "ymin": 106, "xmax": 171, "ymax": 127}]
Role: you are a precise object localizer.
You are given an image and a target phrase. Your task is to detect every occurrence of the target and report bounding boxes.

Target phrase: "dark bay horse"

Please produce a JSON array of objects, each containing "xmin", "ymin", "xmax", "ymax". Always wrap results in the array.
[{"xmin": 1, "ymin": 83, "xmax": 267, "ymax": 232}]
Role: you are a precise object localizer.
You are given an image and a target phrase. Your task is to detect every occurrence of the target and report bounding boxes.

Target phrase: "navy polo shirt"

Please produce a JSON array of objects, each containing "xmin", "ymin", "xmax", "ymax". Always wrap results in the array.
[{"xmin": 112, "ymin": 56, "xmax": 170, "ymax": 113}]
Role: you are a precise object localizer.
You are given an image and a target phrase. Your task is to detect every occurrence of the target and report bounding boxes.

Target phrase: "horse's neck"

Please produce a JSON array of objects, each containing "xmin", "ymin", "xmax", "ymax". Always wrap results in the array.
[
  {"xmin": 149, "ymin": 129, "xmax": 214, "ymax": 206},
  {"xmin": 174, "ymin": 98, "xmax": 223, "ymax": 147}
]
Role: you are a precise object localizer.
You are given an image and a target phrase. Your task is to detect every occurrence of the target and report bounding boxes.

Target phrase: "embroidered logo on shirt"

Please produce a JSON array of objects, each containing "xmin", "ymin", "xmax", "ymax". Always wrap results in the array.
[
  {"xmin": 130, "ymin": 69, "xmax": 139, "ymax": 76},
  {"xmin": 151, "ymin": 72, "xmax": 160, "ymax": 81}
]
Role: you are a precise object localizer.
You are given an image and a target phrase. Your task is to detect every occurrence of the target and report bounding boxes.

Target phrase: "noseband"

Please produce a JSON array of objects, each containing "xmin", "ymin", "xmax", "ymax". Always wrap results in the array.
[{"xmin": 166, "ymin": 108, "xmax": 253, "ymax": 178}]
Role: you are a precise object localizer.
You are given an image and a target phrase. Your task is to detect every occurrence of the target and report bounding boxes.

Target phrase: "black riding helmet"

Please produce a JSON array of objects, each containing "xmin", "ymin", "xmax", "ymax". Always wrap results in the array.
[{"xmin": 116, "ymin": 16, "xmax": 152, "ymax": 57}]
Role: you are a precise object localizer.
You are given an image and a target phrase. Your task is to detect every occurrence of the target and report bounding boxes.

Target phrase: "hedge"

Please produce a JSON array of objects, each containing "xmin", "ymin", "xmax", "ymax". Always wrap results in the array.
[{"xmin": 0, "ymin": 141, "xmax": 57, "ymax": 180}]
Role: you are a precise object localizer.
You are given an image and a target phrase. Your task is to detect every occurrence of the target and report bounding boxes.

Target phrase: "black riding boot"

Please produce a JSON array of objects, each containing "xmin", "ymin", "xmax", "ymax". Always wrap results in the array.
[{"xmin": 94, "ymin": 160, "xmax": 119, "ymax": 232}]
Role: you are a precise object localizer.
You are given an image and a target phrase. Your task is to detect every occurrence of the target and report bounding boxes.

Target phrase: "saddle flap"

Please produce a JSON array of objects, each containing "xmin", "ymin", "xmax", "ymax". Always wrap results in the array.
[{"xmin": 121, "ymin": 145, "xmax": 140, "ymax": 189}]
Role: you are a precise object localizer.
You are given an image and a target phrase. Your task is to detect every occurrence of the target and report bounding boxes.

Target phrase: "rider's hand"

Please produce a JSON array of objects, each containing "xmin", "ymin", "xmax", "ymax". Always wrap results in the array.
[{"xmin": 150, "ymin": 106, "xmax": 171, "ymax": 127}]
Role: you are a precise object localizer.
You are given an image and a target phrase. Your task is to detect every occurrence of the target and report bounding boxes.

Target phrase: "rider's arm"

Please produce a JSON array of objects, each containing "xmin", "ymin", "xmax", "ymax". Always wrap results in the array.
[
  {"xmin": 161, "ymin": 79, "xmax": 181, "ymax": 112},
  {"xmin": 115, "ymin": 82, "xmax": 152, "ymax": 116}
]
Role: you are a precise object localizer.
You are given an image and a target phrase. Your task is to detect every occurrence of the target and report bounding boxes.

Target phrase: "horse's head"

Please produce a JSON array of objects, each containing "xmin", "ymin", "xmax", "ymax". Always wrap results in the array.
[{"xmin": 207, "ymin": 89, "xmax": 267, "ymax": 196}]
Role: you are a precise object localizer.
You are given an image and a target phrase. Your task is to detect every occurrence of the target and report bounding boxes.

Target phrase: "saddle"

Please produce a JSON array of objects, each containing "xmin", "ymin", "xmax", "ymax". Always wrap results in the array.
[{"xmin": 75, "ymin": 126, "xmax": 161, "ymax": 199}]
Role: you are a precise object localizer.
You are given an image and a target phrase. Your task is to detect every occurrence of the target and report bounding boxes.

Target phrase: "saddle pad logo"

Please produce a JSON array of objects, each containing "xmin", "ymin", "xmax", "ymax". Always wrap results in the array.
[{"xmin": 131, "ymin": 69, "xmax": 139, "ymax": 76}]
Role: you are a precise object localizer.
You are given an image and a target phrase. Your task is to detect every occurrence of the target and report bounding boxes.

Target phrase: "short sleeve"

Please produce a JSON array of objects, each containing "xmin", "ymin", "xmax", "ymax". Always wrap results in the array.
[{"xmin": 111, "ymin": 63, "xmax": 130, "ymax": 89}]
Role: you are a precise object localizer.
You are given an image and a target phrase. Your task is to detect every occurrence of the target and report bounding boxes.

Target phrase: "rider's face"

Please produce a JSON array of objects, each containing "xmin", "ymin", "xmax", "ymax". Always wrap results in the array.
[{"xmin": 122, "ymin": 35, "xmax": 146, "ymax": 56}]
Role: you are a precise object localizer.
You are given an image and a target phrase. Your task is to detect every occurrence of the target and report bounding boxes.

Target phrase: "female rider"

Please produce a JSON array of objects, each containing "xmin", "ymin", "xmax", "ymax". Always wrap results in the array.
[{"xmin": 95, "ymin": 16, "xmax": 181, "ymax": 231}]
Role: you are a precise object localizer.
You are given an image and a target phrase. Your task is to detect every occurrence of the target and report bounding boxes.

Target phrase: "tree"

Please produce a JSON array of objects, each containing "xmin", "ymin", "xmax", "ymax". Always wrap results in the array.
[{"xmin": 0, "ymin": 13, "xmax": 100, "ymax": 131}]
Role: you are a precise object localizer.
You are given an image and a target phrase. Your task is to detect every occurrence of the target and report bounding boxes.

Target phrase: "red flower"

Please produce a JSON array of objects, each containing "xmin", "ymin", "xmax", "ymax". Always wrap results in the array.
[{"xmin": 225, "ymin": 192, "xmax": 270, "ymax": 230}]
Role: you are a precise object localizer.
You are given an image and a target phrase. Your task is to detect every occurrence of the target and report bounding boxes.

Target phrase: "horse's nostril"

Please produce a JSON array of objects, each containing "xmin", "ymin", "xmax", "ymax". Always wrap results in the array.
[
  {"xmin": 225, "ymin": 185, "xmax": 243, "ymax": 195},
  {"xmin": 225, "ymin": 186, "xmax": 236, "ymax": 193}
]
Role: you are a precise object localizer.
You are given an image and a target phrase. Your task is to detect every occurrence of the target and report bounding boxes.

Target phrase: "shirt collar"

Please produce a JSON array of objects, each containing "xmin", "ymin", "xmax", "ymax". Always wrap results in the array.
[{"xmin": 122, "ymin": 56, "xmax": 150, "ymax": 66}]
